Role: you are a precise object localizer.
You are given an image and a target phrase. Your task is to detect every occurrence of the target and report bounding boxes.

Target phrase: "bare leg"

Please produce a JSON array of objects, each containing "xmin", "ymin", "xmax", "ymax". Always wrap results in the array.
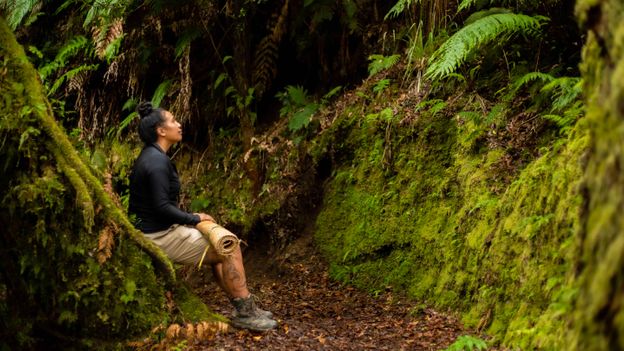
[
  {"xmin": 204, "ymin": 245, "xmax": 249, "ymax": 298},
  {"xmin": 212, "ymin": 263, "xmax": 226, "ymax": 291}
]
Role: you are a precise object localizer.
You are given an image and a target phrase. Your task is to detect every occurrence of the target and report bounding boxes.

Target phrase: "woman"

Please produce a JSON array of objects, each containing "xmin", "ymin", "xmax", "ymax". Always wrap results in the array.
[{"xmin": 128, "ymin": 102, "xmax": 276, "ymax": 331}]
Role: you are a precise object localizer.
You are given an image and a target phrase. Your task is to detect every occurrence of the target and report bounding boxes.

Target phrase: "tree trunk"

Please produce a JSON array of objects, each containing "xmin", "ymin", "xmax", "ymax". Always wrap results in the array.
[
  {"xmin": 0, "ymin": 18, "xmax": 175, "ymax": 348},
  {"xmin": 574, "ymin": 0, "xmax": 624, "ymax": 348}
]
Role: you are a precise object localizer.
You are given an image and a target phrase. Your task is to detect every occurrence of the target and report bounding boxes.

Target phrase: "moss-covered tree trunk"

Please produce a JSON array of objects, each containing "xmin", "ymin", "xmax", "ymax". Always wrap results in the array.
[
  {"xmin": 573, "ymin": 0, "xmax": 624, "ymax": 348},
  {"xmin": 0, "ymin": 18, "xmax": 175, "ymax": 349}
]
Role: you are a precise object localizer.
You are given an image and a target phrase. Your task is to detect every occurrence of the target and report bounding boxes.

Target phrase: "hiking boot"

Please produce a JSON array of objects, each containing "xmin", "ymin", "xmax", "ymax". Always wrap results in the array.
[
  {"xmin": 230, "ymin": 294, "xmax": 274, "ymax": 319},
  {"xmin": 230, "ymin": 295, "xmax": 277, "ymax": 332}
]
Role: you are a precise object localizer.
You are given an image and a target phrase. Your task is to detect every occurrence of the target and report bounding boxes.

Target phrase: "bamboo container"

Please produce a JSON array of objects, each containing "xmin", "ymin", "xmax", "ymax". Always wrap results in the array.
[{"xmin": 196, "ymin": 221, "xmax": 240, "ymax": 257}]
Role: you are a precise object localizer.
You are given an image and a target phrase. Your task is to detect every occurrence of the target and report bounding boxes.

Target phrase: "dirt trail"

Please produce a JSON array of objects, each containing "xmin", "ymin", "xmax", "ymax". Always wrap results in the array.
[{"xmin": 183, "ymin": 234, "xmax": 470, "ymax": 350}]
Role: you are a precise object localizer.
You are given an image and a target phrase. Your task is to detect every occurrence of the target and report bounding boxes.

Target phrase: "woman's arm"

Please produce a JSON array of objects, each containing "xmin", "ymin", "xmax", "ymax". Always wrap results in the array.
[{"xmin": 148, "ymin": 163, "xmax": 200, "ymax": 225}]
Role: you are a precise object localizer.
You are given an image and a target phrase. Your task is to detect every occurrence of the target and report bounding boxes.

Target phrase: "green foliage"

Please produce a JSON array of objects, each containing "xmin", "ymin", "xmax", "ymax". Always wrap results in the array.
[
  {"xmin": 541, "ymin": 76, "xmax": 582, "ymax": 113},
  {"xmin": 385, "ymin": 0, "xmax": 421, "ymax": 20},
  {"xmin": 510, "ymin": 72, "xmax": 583, "ymax": 133},
  {"xmin": 372, "ymin": 79, "xmax": 391, "ymax": 95},
  {"xmin": 510, "ymin": 71, "xmax": 554, "ymax": 95},
  {"xmin": 368, "ymin": 54, "xmax": 401, "ymax": 77},
  {"xmin": 48, "ymin": 64, "xmax": 98, "ymax": 95},
  {"xmin": 277, "ymin": 86, "xmax": 318, "ymax": 132},
  {"xmin": 457, "ymin": 0, "xmax": 479, "ymax": 13},
  {"xmin": 107, "ymin": 98, "xmax": 138, "ymax": 139},
  {"xmin": 83, "ymin": 0, "xmax": 128, "ymax": 28},
  {"xmin": 175, "ymin": 28, "xmax": 202, "ymax": 59},
  {"xmin": 425, "ymin": 13, "xmax": 548, "ymax": 80},
  {"xmin": 38, "ymin": 36, "xmax": 91, "ymax": 81},
  {"xmin": 277, "ymin": 85, "xmax": 341, "ymax": 133},
  {"xmin": 152, "ymin": 79, "xmax": 173, "ymax": 108},
  {"xmin": 2, "ymin": 0, "xmax": 39, "ymax": 29},
  {"xmin": 443, "ymin": 335, "xmax": 488, "ymax": 351},
  {"xmin": 315, "ymin": 92, "xmax": 588, "ymax": 349}
]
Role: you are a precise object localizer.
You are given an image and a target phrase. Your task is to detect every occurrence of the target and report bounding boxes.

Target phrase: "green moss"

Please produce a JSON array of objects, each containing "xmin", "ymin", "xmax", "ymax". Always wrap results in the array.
[
  {"xmin": 315, "ymin": 96, "xmax": 588, "ymax": 348},
  {"xmin": 173, "ymin": 284, "xmax": 227, "ymax": 323}
]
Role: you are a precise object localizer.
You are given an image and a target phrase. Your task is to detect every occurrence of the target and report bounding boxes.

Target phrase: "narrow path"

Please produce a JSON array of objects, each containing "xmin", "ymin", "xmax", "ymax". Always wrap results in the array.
[{"xmin": 187, "ymin": 234, "xmax": 467, "ymax": 350}]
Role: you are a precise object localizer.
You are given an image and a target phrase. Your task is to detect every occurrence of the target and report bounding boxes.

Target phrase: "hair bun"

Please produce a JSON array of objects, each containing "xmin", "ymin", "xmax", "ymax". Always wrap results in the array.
[{"xmin": 137, "ymin": 101, "xmax": 153, "ymax": 118}]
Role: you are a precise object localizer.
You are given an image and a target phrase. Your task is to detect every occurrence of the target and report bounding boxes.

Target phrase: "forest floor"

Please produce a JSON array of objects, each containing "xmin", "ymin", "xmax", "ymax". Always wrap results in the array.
[{"xmin": 180, "ymin": 233, "xmax": 476, "ymax": 350}]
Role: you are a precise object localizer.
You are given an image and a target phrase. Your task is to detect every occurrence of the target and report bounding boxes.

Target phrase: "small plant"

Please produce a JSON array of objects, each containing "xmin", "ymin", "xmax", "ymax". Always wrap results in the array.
[
  {"xmin": 425, "ymin": 12, "xmax": 548, "ymax": 80},
  {"xmin": 509, "ymin": 72, "xmax": 583, "ymax": 133},
  {"xmin": 368, "ymin": 54, "xmax": 401, "ymax": 77},
  {"xmin": 442, "ymin": 335, "xmax": 488, "ymax": 351},
  {"xmin": 372, "ymin": 79, "xmax": 391, "ymax": 95},
  {"xmin": 276, "ymin": 85, "xmax": 342, "ymax": 133}
]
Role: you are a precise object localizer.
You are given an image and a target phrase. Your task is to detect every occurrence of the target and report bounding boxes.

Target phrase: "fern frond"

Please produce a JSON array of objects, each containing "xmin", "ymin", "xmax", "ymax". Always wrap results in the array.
[
  {"xmin": 444, "ymin": 335, "xmax": 488, "ymax": 351},
  {"xmin": 252, "ymin": 0, "xmax": 290, "ymax": 98},
  {"xmin": 286, "ymin": 85, "xmax": 309, "ymax": 106},
  {"xmin": 425, "ymin": 13, "xmax": 548, "ymax": 80},
  {"xmin": 92, "ymin": 17, "xmax": 124, "ymax": 60},
  {"xmin": 342, "ymin": 0, "xmax": 359, "ymax": 33},
  {"xmin": 464, "ymin": 7, "xmax": 512, "ymax": 25},
  {"xmin": 152, "ymin": 80, "xmax": 173, "ymax": 107},
  {"xmin": 39, "ymin": 36, "xmax": 90, "ymax": 80},
  {"xmin": 3, "ymin": 0, "xmax": 37, "ymax": 29},
  {"xmin": 368, "ymin": 54, "xmax": 401, "ymax": 77},
  {"xmin": 309, "ymin": 2, "xmax": 334, "ymax": 27},
  {"xmin": 372, "ymin": 79, "xmax": 391, "ymax": 95},
  {"xmin": 48, "ymin": 64, "xmax": 98, "ymax": 95},
  {"xmin": 541, "ymin": 76, "xmax": 582, "ymax": 112},
  {"xmin": 385, "ymin": 0, "xmax": 422, "ymax": 20},
  {"xmin": 457, "ymin": 0, "xmax": 479, "ymax": 13},
  {"xmin": 511, "ymin": 71, "xmax": 554, "ymax": 95},
  {"xmin": 83, "ymin": 0, "xmax": 126, "ymax": 28}
]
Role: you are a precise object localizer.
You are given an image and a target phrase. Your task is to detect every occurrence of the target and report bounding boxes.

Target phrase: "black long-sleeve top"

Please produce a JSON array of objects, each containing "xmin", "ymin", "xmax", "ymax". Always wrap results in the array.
[{"xmin": 129, "ymin": 144, "xmax": 200, "ymax": 233}]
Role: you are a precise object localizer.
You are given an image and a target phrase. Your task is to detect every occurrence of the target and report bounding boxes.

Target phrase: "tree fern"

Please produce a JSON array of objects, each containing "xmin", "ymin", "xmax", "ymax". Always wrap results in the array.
[{"xmin": 425, "ymin": 12, "xmax": 548, "ymax": 80}]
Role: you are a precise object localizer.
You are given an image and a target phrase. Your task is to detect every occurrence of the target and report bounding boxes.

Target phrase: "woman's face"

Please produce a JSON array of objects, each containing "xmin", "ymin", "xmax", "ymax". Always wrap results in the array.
[{"xmin": 157, "ymin": 111, "xmax": 183, "ymax": 143}]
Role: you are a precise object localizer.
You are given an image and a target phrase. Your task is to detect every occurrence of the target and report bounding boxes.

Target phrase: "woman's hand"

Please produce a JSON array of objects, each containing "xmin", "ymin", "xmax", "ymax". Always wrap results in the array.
[{"xmin": 195, "ymin": 213, "xmax": 215, "ymax": 223}]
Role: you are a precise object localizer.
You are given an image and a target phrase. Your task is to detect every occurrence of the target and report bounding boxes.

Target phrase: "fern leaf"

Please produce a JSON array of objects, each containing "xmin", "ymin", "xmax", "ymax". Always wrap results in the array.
[
  {"xmin": 175, "ymin": 28, "xmax": 201, "ymax": 59},
  {"xmin": 287, "ymin": 86, "xmax": 309, "ymax": 106},
  {"xmin": 541, "ymin": 77, "xmax": 582, "ymax": 112},
  {"xmin": 39, "ymin": 36, "xmax": 89, "ymax": 80},
  {"xmin": 384, "ymin": 0, "xmax": 421, "ymax": 20},
  {"xmin": 48, "ymin": 64, "xmax": 98, "ymax": 95},
  {"xmin": 511, "ymin": 71, "xmax": 554, "ymax": 95},
  {"xmin": 289, "ymin": 104, "xmax": 318, "ymax": 131},
  {"xmin": 373, "ymin": 79, "xmax": 391, "ymax": 94},
  {"xmin": 425, "ymin": 13, "xmax": 548, "ymax": 80},
  {"xmin": 152, "ymin": 80, "xmax": 173, "ymax": 107},
  {"xmin": 444, "ymin": 335, "xmax": 488, "ymax": 351},
  {"xmin": 122, "ymin": 98, "xmax": 137, "ymax": 111},
  {"xmin": 368, "ymin": 54, "xmax": 401, "ymax": 77},
  {"xmin": 4, "ymin": 0, "xmax": 37, "ymax": 30},
  {"xmin": 464, "ymin": 7, "xmax": 512, "ymax": 25},
  {"xmin": 457, "ymin": 0, "xmax": 479, "ymax": 13},
  {"xmin": 252, "ymin": 0, "xmax": 290, "ymax": 98}
]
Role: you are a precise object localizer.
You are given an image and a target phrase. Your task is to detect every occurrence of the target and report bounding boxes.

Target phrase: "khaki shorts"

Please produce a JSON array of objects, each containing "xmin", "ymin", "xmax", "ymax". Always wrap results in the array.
[{"xmin": 144, "ymin": 225, "xmax": 210, "ymax": 265}]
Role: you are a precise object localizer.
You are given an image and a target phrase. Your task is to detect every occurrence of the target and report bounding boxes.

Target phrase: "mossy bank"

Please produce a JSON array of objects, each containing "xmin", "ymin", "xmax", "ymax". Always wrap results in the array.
[{"xmin": 313, "ymin": 97, "xmax": 587, "ymax": 348}]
